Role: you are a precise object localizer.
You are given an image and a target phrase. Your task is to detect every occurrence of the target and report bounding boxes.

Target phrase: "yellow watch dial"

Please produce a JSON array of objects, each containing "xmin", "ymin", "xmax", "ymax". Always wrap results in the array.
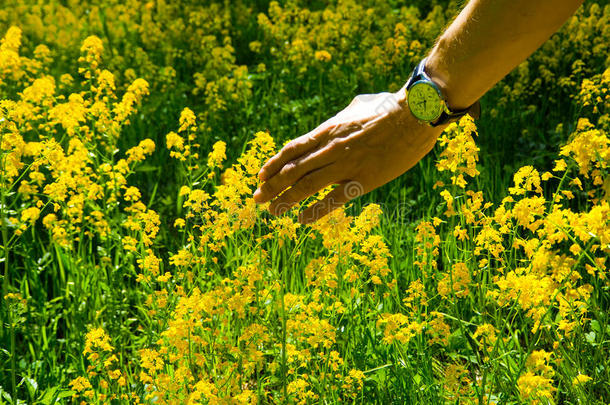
[{"xmin": 407, "ymin": 81, "xmax": 443, "ymax": 122}]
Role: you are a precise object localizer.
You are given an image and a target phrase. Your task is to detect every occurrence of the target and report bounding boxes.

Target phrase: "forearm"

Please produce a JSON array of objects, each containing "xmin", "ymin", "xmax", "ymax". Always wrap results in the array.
[{"xmin": 425, "ymin": 0, "xmax": 584, "ymax": 110}]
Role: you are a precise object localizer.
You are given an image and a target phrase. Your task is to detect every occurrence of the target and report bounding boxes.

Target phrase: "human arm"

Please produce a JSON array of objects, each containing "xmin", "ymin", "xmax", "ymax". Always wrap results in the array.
[
  {"xmin": 425, "ymin": 0, "xmax": 584, "ymax": 111},
  {"xmin": 253, "ymin": 0, "xmax": 584, "ymax": 224}
]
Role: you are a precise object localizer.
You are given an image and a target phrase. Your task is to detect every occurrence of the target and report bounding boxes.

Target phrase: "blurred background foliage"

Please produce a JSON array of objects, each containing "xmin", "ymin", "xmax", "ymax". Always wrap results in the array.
[{"xmin": 2, "ymin": 0, "xmax": 607, "ymax": 217}]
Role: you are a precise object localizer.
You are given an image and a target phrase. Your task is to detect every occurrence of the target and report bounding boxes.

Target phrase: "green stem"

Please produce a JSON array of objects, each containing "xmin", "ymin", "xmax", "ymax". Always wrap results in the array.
[
  {"xmin": 0, "ymin": 131, "xmax": 9, "ymax": 295},
  {"xmin": 280, "ymin": 267, "xmax": 288, "ymax": 402},
  {"xmin": 0, "ymin": 120, "xmax": 16, "ymax": 401},
  {"xmin": 10, "ymin": 317, "xmax": 16, "ymax": 401},
  {"xmin": 1, "ymin": 193, "xmax": 8, "ymax": 298}
]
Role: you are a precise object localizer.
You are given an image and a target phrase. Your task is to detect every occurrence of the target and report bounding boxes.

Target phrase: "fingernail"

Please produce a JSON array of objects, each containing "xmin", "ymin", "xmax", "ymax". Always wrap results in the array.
[{"xmin": 253, "ymin": 188, "xmax": 262, "ymax": 202}]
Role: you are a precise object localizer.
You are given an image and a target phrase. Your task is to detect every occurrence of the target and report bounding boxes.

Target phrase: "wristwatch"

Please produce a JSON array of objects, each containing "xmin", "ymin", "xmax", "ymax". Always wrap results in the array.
[{"xmin": 405, "ymin": 58, "xmax": 481, "ymax": 126}]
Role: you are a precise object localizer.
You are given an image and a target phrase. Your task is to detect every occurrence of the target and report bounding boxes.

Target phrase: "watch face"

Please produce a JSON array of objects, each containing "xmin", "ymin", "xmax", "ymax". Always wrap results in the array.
[{"xmin": 407, "ymin": 81, "xmax": 443, "ymax": 122}]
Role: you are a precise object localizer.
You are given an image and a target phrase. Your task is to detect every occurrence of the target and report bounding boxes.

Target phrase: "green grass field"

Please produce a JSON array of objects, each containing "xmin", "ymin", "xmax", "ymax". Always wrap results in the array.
[{"xmin": 1, "ymin": 0, "xmax": 609, "ymax": 403}]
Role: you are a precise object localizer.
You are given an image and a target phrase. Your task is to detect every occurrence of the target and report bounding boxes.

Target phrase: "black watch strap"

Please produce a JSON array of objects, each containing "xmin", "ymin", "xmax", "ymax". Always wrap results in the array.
[
  {"xmin": 405, "ymin": 58, "xmax": 426, "ymax": 89},
  {"xmin": 431, "ymin": 100, "xmax": 481, "ymax": 127}
]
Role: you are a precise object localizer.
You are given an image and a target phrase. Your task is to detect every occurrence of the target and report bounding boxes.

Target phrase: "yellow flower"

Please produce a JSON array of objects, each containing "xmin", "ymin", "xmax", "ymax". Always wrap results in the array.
[
  {"xmin": 207, "ymin": 140, "xmax": 227, "ymax": 169},
  {"xmin": 249, "ymin": 41, "xmax": 262, "ymax": 53},
  {"xmin": 378, "ymin": 313, "xmax": 424, "ymax": 345},
  {"xmin": 440, "ymin": 189, "xmax": 456, "ymax": 217},
  {"xmin": 512, "ymin": 196, "xmax": 546, "ymax": 231},
  {"xmin": 122, "ymin": 236, "xmax": 138, "ymax": 252},
  {"xmin": 114, "ymin": 79, "xmax": 149, "ymax": 123},
  {"xmin": 166, "ymin": 131, "xmax": 184, "ymax": 151},
  {"xmin": 20, "ymin": 206, "xmax": 40, "ymax": 223},
  {"xmin": 126, "ymin": 139, "xmax": 155, "ymax": 163},
  {"xmin": 560, "ymin": 122, "xmax": 609, "ymax": 179},
  {"xmin": 453, "ymin": 225, "xmax": 468, "ymax": 241},
  {"xmin": 509, "ymin": 166, "xmax": 542, "ymax": 195},
  {"xmin": 1, "ymin": 26, "xmax": 22, "ymax": 51},
  {"xmin": 123, "ymin": 186, "xmax": 141, "ymax": 201},
  {"xmin": 426, "ymin": 311, "xmax": 450, "ymax": 346},
  {"xmin": 517, "ymin": 372, "xmax": 555, "ymax": 402},
  {"xmin": 80, "ymin": 36, "xmax": 104, "ymax": 61},
  {"xmin": 179, "ymin": 185, "xmax": 191, "ymax": 196},
  {"xmin": 314, "ymin": 50, "xmax": 332, "ymax": 62},
  {"xmin": 137, "ymin": 249, "xmax": 160, "ymax": 275},
  {"xmin": 437, "ymin": 263, "xmax": 471, "ymax": 298},
  {"xmin": 436, "ymin": 116, "xmax": 480, "ymax": 186},
  {"xmin": 83, "ymin": 328, "xmax": 113, "ymax": 356},
  {"xmin": 473, "ymin": 323, "xmax": 497, "ymax": 349},
  {"xmin": 69, "ymin": 377, "xmax": 92, "ymax": 393},
  {"xmin": 169, "ymin": 249, "xmax": 193, "ymax": 267},
  {"xmin": 21, "ymin": 76, "xmax": 55, "ymax": 104},
  {"xmin": 553, "ymin": 158, "xmax": 567, "ymax": 172},
  {"xmin": 178, "ymin": 107, "xmax": 196, "ymax": 132},
  {"xmin": 183, "ymin": 189, "xmax": 210, "ymax": 213},
  {"xmin": 572, "ymin": 374, "xmax": 592, "ymax": 386}
]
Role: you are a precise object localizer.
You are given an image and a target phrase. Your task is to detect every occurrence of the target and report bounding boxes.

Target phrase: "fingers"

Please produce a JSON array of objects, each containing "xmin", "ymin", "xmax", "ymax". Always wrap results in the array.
[
  {"xmin": 268, "ymin": 164, "xmax": 338, "ymax": 215},
  {"xmin": 298, "ymin": 181, "xmax": 364, "ymax": 225},
  {"xmin": 258, "ymin": 123, "xmax": 331, "ymax": 182},
  {"xmin": 253, "ymin": 140, "xmax": 340, "ymax": 204}
]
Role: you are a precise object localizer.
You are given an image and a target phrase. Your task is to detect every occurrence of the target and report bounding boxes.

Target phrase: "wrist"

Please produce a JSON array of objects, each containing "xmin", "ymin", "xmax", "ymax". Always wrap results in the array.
[{"xmin": 425, "ymin": 36, "xmax": 479, "ymax": 111}]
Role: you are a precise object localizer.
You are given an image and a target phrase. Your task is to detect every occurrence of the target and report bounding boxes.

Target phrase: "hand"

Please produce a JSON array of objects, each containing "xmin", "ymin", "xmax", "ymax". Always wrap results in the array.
[{"xmin": 253, "ymin": 89, "xmax": 444, "ymax": 224}]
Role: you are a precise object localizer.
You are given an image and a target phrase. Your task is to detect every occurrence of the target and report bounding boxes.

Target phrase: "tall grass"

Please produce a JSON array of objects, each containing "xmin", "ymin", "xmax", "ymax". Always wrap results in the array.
[{"xmin": 1, "ymin": 1, "xmax": 609, "ymax": 403}]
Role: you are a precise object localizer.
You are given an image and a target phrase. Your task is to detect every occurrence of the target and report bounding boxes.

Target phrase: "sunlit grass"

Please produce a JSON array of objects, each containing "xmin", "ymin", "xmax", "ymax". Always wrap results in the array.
[{"xmin": 1, "ymin": 1, "xmax": 609, "ymax": 404}]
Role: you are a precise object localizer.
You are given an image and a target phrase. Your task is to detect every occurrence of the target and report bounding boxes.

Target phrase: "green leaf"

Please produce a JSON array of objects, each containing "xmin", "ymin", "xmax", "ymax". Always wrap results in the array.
[
  {"xmin": 135, "ymin": 164, "xmax": 158, "ymax": 172},
  {"xmin": 448, "ymin": 329, "xmax": 467, "ymax": 351},
  {"xmin": 590, "ymin": 319, "xmax": 601, "ymax": 333},
  {"xmin": 1, "ymin": 389, "xmax": 12, "ymax": 402},
  {"xmin": 57, "ymin": 390, "xmax": 76, "ymax": 399},
  {"xmin": 36, "ymin": 386, "xmax": 58, "ymax": 405},
  {"xmin": 23, "ymin": 376, "xmax": 38, "ymax": 398},
  {"xmin": 413, "ymin": 374, "xmax": 422, "ymax": 385}
]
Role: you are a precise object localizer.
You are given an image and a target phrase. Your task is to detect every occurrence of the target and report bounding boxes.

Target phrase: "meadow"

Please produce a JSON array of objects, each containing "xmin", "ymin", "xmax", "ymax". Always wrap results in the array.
[{"xmin": 0, "ymin": 0, "xmax": 609, "ymax": 403}]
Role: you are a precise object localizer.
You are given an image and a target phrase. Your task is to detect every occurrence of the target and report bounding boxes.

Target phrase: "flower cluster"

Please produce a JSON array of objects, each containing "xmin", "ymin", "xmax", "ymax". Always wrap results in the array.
[{"xmin": 2, "ymin": 1, "xmax": 610, "ymax": 403}]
